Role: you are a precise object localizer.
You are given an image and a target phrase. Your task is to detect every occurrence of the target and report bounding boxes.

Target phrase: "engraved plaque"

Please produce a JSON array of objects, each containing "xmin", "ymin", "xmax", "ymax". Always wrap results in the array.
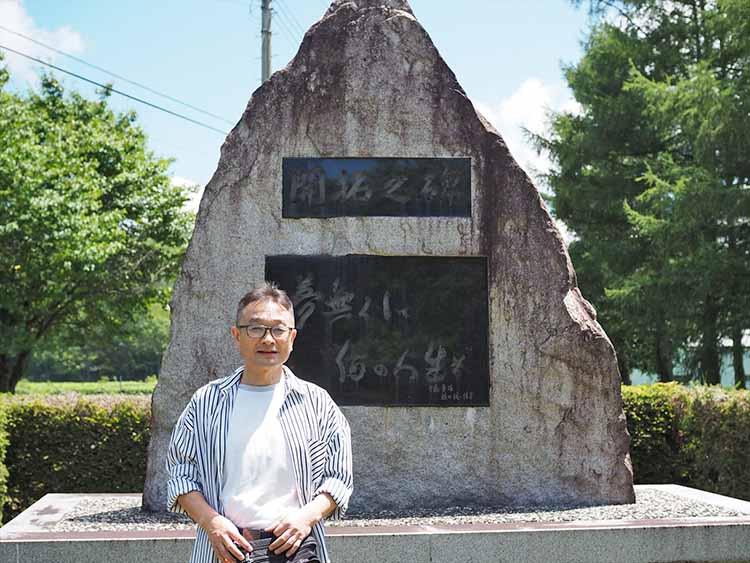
[
  {"xmin": 266, "ymin": 255, "xmax": 489, "ymax": 406},
  {"xmin": 282, "ymin": 158, "xmax": 471, "ymax": 218}
]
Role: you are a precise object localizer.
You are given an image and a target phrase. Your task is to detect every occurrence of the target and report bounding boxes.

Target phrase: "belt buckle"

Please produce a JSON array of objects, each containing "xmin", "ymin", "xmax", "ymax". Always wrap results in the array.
[
  {"xmin": 234, "ymin": 529, "xmax": 259, "ymax": 562},
  {"xmin": 241, "ymin": 528, "xmax": 264, "ymax": 541},
  {"xmin": 229, "ymin": 543, "xmax": 254, "ymax": 563}
]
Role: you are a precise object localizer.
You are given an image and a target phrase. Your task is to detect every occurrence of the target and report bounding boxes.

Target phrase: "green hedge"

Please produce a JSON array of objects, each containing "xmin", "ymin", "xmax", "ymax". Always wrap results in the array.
[
  {"xmin": 0, "ymin": 385, "xmax": 749, "ymax": 524},
  {"xmin": 621, "ymin": 383, "xmax": 688, "ymax": 485},
  {"xmin": 622, "ymin": 383, "xmax": 750, "ymax": 500},
  {"xmin": 14, "ymin": 377, "xmax": 157, "ymax": 396},
  {"xmin": 0, "ymin": 394, "xmax": 150, "ymax": 523},
  {"xmin": 676, "ymin": 386, "xmax": 750, "ymax": 500}
]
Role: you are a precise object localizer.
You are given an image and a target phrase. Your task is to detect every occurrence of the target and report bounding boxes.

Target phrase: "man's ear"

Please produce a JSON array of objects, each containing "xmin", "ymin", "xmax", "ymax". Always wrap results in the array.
[{"xmin": 230, "ymin": 326, "xmax": 240, "ymax": 342}]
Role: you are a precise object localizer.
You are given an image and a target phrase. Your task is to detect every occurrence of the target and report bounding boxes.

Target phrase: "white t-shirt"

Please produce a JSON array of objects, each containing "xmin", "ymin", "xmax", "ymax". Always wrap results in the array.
[{"xmin": 221, "ymin": 382, "xmax": 301, "ymax": 528}]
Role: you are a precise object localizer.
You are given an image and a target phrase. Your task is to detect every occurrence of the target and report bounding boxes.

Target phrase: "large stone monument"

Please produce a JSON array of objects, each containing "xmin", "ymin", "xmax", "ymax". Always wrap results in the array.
[{"xmin": 143, "ymin": 0, "xmax": 635, "ymax": 512}]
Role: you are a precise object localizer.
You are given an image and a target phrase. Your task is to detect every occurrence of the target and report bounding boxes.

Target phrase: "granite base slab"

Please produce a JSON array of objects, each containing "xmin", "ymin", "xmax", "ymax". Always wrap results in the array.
[{"xmin": 1, "ymin": 485, "xmax": 749, "ymax": 563}]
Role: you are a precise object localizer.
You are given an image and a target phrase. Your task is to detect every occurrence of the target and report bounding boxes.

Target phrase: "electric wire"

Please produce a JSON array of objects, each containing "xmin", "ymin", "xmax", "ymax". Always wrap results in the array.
[
  {"xmin": 276, "ymin": 12, "xmax": 301, "ymax": 42},
  {"xmin": 273, "ymin": 10, "xmax": 303, "ymax": 45},
  {"xmin": 0, "ymin": 24, "xmax": 234, "ymax": 125},
  {"xmin": 0, "ymin": 44, "xmax": 230, "ymax": 135},
  {"xmin": 269, "ymin": 1, "xmax": 303, "ymax": 45},
  {"xmin": 280, "ymin": 0, "xmax": 308, "ymax": 37},
  {"xmin": 275, "ymin": 0, "xmax": 306, "ymax": 37}
]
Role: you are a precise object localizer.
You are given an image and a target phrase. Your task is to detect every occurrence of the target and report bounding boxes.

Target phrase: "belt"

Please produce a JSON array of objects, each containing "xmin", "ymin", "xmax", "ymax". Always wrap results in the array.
[
  {"xmin": 232, "ymin": 530, "xmax": 319, "ymax": 563},
  {"xmin": 237, "ymin": 527, "xmax": 275, "ymax": 541}
]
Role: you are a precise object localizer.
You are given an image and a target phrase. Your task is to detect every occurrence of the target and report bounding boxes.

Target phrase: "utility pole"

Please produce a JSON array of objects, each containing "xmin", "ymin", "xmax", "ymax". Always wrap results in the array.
[{"xmin": 261, "ymin": 0, "xmax": 272, "ymax": 82}]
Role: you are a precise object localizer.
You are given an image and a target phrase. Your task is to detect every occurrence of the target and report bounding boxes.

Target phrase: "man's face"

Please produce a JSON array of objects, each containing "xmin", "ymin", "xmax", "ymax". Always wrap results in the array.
[{"xmin": 230, "ymin": 299, "xmax": 297, "ymax": 373}]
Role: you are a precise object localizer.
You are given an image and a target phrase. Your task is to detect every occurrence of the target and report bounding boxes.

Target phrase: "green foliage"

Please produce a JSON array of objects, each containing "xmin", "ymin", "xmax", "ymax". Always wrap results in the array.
[
  {"xmin": 535, "ymin": 0, "xmax": 750, "ymax": 385},
  {"xmin": 0, "ymin": 61, "xmax": 192, "ymax": 392},
  {"xmin": 679, "ymin": 386, "xmax": 750, "ymax": 500},
  {"xmin": 621, "ymin": 383, "xmax": 687, "ymax": 484},
  {"xmin": 0, "ymin": 394, "xmax": 150, "ymax": 523},
  {"xmin": 1, "ymin": 386, "xmax": 750, "ymax": 524},
  {"xmin": 0, "ymin": 57, "xmax": 7, "ymax": 89},
  {"xmin": 26, "ymin": 304, "xmax": 170, "ymax": 382},
  {"xmin": 0, "ymin": 406, "xmax": 8, "ymax": 525},
  {"xmin": 621, "ymin": 383, "xmax": 750, "ymax": 500},
  {"xmin": 13, "ymin": 376, "xmax": 157, "ymax": 395}
]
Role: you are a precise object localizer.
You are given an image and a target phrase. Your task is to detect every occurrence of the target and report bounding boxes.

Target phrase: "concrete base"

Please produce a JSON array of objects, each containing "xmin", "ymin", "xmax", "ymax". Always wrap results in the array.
[{"xmin": 2, "ymin": 485, "xmax": 750, "ymax": 563}]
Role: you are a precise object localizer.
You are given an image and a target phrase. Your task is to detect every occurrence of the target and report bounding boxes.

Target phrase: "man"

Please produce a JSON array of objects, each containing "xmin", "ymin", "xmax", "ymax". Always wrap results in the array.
[{"xmin": 166, "ymin": 282, "xmax": 353, "ymax": 563}]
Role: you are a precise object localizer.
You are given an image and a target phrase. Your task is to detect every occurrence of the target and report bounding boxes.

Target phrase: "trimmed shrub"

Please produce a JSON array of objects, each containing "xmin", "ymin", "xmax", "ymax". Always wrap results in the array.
[
  {"xmin": 0, "ymin": 394, "xmax": 150, "ymax": 524},
  {"xmin": 1, "ymin": 385, "xmax": 750, "ymax": 524},
  {"xmin": 622, "ymin": 383, "xmax": 750, "ymax": 501},
  {"xmin": 679, "ymin": 386, "xmax": 750, "ymax": 500},
  {"xmin": 621, "ymin": 383, "xmax": 689, "ymax": 485},
  {"xmin": 14, "ymin": 377, "xmax": 157, "ymax": 396}
]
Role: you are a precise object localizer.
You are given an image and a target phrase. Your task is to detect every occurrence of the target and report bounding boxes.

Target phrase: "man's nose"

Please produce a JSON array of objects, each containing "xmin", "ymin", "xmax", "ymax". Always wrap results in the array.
[{"xmin": 261, "ymin": 329, "xmax": 275, "ymax": 343}]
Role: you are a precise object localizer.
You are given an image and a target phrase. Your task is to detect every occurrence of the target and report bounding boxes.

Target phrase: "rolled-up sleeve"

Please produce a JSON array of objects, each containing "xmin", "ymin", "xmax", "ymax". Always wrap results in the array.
[
  {"xmin": 165, "ymin": 398, "xmax": 202, "ymax": 514},
  {"xmin": 313, "ymin": 405, "xmax": 353, "ymax": 520}
]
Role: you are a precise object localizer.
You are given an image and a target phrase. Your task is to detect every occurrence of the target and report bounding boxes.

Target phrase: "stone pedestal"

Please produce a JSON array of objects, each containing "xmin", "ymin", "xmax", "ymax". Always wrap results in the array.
[
  {"xmin": 4, "ymin": 487, "xmax": 750, "ymax": 563},
  {"xmin": 144, "ymin": 0, "xmax": 634, "ymax": 512}
]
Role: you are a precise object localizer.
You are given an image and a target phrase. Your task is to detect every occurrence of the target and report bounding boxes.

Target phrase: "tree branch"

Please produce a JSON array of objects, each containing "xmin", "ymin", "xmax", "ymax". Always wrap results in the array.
[{"xmin": 597, "ymin": 0, "xmax": 650, "ymax": 38}]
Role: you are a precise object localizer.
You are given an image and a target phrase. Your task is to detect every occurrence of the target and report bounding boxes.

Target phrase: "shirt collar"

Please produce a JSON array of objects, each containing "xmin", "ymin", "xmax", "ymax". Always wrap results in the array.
[
  {"xmin": 281, "ymin": 365, "xmax": 308, "ymax": 395},
  {"xmin": 217, "ymin": 365, "xmax": 307, "ymax": 396}
]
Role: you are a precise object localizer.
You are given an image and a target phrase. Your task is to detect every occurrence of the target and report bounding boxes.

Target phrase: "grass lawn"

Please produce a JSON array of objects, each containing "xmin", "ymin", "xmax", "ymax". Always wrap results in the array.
[{"xmin": 13, "ymin": 377, "xmax": 157, "ymax": 395}]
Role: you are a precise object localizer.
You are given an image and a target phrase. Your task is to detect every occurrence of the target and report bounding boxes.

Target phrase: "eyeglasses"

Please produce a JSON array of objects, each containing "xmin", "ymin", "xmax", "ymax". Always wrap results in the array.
[{"xmin": 236, "ymin": 324, "xmax": 294, "ymax": 339}]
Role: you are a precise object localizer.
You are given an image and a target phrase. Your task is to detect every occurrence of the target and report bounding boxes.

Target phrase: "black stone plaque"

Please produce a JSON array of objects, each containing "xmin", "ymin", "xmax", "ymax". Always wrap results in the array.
[
  {"xmin": 266, "ymin": 255, "xmax": 489, "ymax": 406},
  {"xmin": 282, "ymin": 158, "xmax": 471, "ymax": 217}
]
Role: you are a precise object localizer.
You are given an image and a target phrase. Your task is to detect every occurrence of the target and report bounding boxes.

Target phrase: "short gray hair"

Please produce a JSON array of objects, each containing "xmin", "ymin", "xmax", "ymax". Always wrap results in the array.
[{"xmin": 235, "ymin": 281, "xmax": 294, "ymax": 325}]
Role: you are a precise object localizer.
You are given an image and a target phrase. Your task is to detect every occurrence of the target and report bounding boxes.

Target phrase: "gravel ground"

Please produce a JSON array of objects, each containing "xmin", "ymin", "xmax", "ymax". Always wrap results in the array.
[
  {"xmin": 52, "ymin": 487, "xmax": 746, "ymax": 533},
  {"xmin": 55, "ymin": 499, "xmax": 195, "ymax": 532},
  {"xmin": 332, "ymin": 488, "xmax": 745, "ymax": 528}
]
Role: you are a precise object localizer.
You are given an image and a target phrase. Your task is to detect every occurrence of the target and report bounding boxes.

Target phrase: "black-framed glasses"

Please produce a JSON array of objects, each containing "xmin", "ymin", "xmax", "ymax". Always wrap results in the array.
[{"xmin": 236, "ymin": 324, "xmax": 294, "ymax": 339}]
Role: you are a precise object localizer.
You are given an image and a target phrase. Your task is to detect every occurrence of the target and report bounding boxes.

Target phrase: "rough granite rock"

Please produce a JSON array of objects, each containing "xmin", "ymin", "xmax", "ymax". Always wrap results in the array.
[{"xmin": 143, "ymin": 0, "xmax": 635, "ymax": 512}]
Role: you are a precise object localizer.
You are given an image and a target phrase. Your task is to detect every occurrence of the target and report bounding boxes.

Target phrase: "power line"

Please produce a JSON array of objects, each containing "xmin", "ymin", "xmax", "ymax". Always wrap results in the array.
[
  {"xmin": 275, "ymin": 0, "xmax": 306, "ymax": 37},
  {"xmin": 277, "ymin": 15, "xmax": 303, "ymax": 44},
  {"xmin": 274, "ymin": 9, "xmax": 302, "ymax": 45},
  {"xmin": 0, "ymin": 24, "xmax": 234, "ymax": 125},
  {"xmin": 0, "ymin": 44, "xmax": 229, "ymax": 135},
  {"xmin": 273, "ymin": 5, "xmax": 300, "ymax": 38},
  {"xmin": 281, "ymin": 0, "xmax": 308, "ymax": 36}
]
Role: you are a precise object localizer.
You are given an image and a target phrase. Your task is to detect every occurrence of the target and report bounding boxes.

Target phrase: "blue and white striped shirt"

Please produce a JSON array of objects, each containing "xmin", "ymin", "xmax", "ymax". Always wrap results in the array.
[{"xmin": 166, "ymin": 365, "xmax": 353, "ymax": 563}]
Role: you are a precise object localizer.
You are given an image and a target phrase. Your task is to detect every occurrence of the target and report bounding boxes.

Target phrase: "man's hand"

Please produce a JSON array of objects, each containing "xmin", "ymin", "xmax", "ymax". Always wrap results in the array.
[
  {"xmin": 265, "ymin": 507, "xmax": 315, "ymax": 557},
  {"xmin": 202, "ymin": 513, "xmax": 252, "ymax": 563},
  {"xmin": 178, "ymin": 491, "xmax": 252, "ymax": 562},
  {"xmin": 265, "ymin": 493, "xmax": 336, "ymax": 557}
]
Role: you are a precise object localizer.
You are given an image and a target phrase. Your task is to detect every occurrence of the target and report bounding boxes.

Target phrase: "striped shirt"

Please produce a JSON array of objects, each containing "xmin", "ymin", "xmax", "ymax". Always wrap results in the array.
[{"xmin": 166, "ymin": 365, "xmax": 353, "ymax": 563}]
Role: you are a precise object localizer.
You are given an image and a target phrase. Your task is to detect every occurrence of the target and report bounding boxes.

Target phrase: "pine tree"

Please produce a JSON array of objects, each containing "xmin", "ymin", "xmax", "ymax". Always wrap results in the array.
[{"xmin": 535, "ymin": 0, "xmax": 750, "ymax": 385}]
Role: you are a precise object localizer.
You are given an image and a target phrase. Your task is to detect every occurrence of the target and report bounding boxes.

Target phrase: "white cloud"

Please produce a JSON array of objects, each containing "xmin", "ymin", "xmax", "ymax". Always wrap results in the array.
[
  {"xmin": 475, "ymin": 77, "xmax": 581, "ymax": 184},
  {"xmin": 0, "ymin": 0, "xmax": 85, "ymax": 84},
  {"xmin": 171, "ymin": 176, "xmax": 203, "ymax": 213},
  {"xmin": 474, "ymin": 78, "xmax": 581, "ymax": 245}
]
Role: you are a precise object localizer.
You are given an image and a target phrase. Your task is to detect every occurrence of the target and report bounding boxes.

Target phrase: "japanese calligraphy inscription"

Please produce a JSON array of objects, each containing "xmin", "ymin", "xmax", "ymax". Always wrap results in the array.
[
  {"xmin": 266, "ymin": 255, "xmax": 489, "ymax": 406},
  {"xmin": 282, "ymin": 158, "xmax": 471, "ymax": 217}
]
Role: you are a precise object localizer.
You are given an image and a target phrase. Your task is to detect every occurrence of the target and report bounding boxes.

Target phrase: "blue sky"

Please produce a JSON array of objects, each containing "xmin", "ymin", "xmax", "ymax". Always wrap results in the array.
[{"xmin": 0, "ymin": 0, "xmax": 593, "ymax": 215}]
